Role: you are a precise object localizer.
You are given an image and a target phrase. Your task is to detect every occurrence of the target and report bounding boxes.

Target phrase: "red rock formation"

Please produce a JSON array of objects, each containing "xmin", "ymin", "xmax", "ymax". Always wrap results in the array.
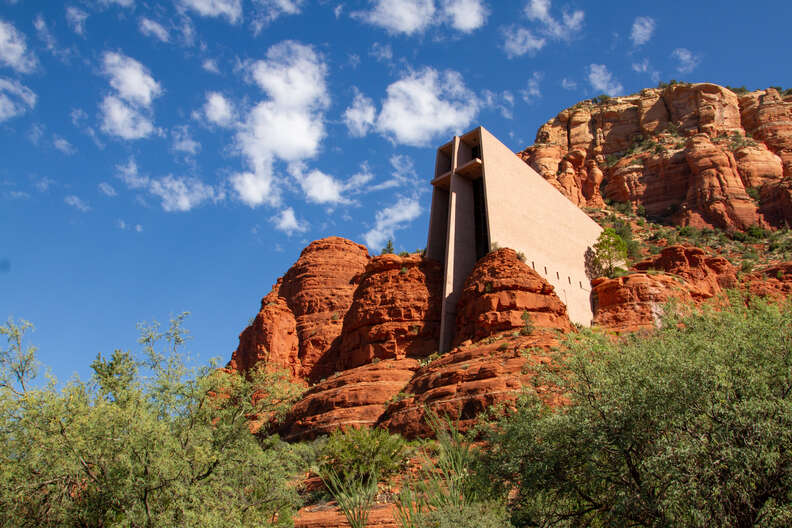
[
  {"xmin": 519, "ymin": 83, "xmax": 792, "ymax": 229},
  {"xmin": 591, "ymin": 245, "xmax": 737, "ymax": 332},
  {"xmin": 378, "ymin": 249, "xmax": 571, "ymax": 438},
  {"xmin": 279, "ymin": 358, "xmax": 419, "ymax": 442},
  {"xmin": 454, "ymin": 248, "xmax": 572, "ymax": 344},
  {"xmin": 295, "ymin": 504, "xmax": 398, "ymax": 528},
  {"xmin": 228, "ymin": 237, "xmax": 370, "ymax": 383}
]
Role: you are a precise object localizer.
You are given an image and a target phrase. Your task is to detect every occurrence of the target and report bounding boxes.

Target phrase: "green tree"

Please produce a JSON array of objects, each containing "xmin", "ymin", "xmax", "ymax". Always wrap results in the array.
[
  {"xmin": 592, "ymin": 227, "xmax": 628, "ymax": 277},
  {"xmin": 477, "ymin": 296, "xmax": 792, "ymax": 527},
  {"xmin": 381, "ymin": 240, "xmax": 395, "ymax": 255},
  {"xmin": 0, "ymin": 314, "xmax": 304, "ymax": 528}
]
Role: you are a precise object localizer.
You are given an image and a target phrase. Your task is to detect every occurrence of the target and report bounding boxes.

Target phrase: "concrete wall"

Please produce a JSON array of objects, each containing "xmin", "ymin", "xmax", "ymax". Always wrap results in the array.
[
  {"xmin": 426, "ymin": 186, "xmax": 449, "ymax": 261},
  {"xmin": 479, "ymin": 127, "xmax": 602, "ymax": 325}
]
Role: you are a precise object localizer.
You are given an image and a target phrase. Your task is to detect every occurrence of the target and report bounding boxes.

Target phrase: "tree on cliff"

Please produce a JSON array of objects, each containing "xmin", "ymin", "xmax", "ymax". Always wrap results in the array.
[
  {"xmin": 0, "ymin": 314, "xmax": 304, "ymax": 528},
  {"xmin": 592, "ymin": 227, "xmax": 628, "ymax": 277},
  {"xmin": 476, "ymin": 295, "xmax": 792, "ymax": 527}
]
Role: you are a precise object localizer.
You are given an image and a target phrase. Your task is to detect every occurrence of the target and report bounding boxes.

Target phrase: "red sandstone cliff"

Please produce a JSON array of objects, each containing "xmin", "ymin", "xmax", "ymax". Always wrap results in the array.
[{"xmin": 519, "ymin": 84, "xmax": 792, "ymax": 230}]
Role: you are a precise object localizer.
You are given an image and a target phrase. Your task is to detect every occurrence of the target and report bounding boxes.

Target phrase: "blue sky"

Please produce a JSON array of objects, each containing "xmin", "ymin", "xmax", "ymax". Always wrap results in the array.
[{"xmin": 2, "ymin": 0, "xmax": 791, "ymax": 383}]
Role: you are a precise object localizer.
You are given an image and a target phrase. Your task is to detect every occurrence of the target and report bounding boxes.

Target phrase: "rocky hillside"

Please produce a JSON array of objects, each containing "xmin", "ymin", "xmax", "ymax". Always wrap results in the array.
[
  {"xmin": 227, "ymin": 83, "xmax": 792, "ymax": 444},
  {"xmin": 519, "ymin": 83, "xmax": 792, "ymax": 230}
]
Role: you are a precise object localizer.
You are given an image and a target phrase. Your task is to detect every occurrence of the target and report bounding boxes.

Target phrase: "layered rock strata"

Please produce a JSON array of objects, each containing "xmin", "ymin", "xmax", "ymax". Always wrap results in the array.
[{"xmin": 519, "ymin": 84, "xmax": 792, "ymax": 230}]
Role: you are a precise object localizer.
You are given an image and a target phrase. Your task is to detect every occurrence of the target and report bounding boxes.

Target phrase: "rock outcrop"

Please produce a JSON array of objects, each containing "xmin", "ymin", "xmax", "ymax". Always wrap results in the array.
[
  {"xmin": 519, "ymin": 83, "xmax": 792, "ymax": 230},
  {"xmin": 591, "ymin": 245, "xmax": 737, "ymax": 332},
  {"xmin": 378, "ymin": 249, "xmax": 571, "ymax": 438}
]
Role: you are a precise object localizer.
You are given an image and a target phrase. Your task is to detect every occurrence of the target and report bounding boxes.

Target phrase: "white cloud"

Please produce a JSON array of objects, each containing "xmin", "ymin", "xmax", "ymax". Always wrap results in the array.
[
  {"xmin": 64, "ymin": 195, "xmax": 90, "ymax": 212},
  {"xmin": 343, "ymin": 89, "xmax": 376, "ymax": 137},
  {"xmin": 520, "ymin": 71, "xmax": 543, "ymax": 103},
  {"xmin": 362, "ymin": 196, "xmax": 422, "ymax": 249},
  {"xmin": 232, "ymin": 41, "xmax": 328, "ymax": 207},
  {"xmin": 295, "ymin": 167, "xmax": 348, "ymax": 205},
  {"xmin": 251, "ymin": 0, "xmax": 304, "ymax": 32},
  {"xmin": 178, "ymin": 0, "xmax": 242, "ymax": 24},
  {"xmin": 672, "ymin": 48, "xmax": 701, "ymax": 73},
  {"xmin": 53, "ymin": 135, "xmax": 76, "ymax": 154},
  {"xmin": 115, "ymin": 158, "xmax": 221, "ymax": 212},
  {"xmin": 376, "ymin": 67, "xmax": 478, "ymax": 146},
  {"xmin": 632, "ymin": 58, "xmax": 649, "ymax": 73},
  {"xmin": 440, "ymin": 0, "xmax": 488, "ymax": 32},
  {"xmin": 102, "ymin": 52, "xmax": 162, "ymax": 107},
  {"xmin": 100, "ymin": 0, "xmax": 135, "ymax": 7},
  {"xmin": 630, "ymin": 16, "xmax": 655, "ymax": 46},
  {"xmin": 271, "ymin": 207, "xmax": 307, "ymax": 235},
  {"xmin": 117, "ymin": 219, "xmax": 127, "ymax": 229},
  {"xmin": 202, "ymin": 58, "xmax": 220, "ymax": 73},
  {"xmin": 524, "ymin": 0, "xmax": 584, "ymax": 40},
  {"xmin": 33, "ymin": 15, "xmax": 66, "ymax": 59},
  {"xmin": 0, "ymin": 19, "xmax": 37, "ymax": 73},
  {"xmin": 561, "ymin": 77, "xmax": 577, "ymax": 90},
  {"xmin": 367, "ymin": 154, "xmax": 418, "ymax": 191},
  {"xmin": 201, "ymin": 91, "xmax": 234, "ymax": 127},
  {"xmin": 369, "ymin": 42, "xmax": 393, "ymax": 63},
  {"xmin": 334, "ymin": 4, "xmax": 344, "ymax": 18},
  {"xmin": 587, "ymin": 64, "xmax": 623, "ymax": 96},
  {"xmin": 66, "ymin": 7, "xmax": 88, "ymax": 36},
  {"xmin": 502, "ymin": 26, "xmax": 545, "ymax": 58},
  {"xmin": 98, "ymin": 182, "xmax": 117, "ymax": 196},
  {"xmin": 0, "ymin": 78, "xmax": 36, "ymax": 122},
  {"xmin": 100, "ymin": 95, "xmax": 155, "ymax": 139},
  {"xmin": 139, "ymin": 18, "xmax": 170, "ymax": 43},
  {"xmin": 356, "ymin": 0, "xmax": 436, "ymax": 35},
  {"xmin": 28, "ymin": 122, "xmax": 44, "ymax": 144},
  {"xmin": 171, "ymin": 125, "xmax": 200, "ymax": 154},
  {"xmin": 135, "ymin": 224, "xmax": 143, "ymax": 232},
  {"xmin": 481, "ymin": 89, "xmax": 514, "ymax": 119}
]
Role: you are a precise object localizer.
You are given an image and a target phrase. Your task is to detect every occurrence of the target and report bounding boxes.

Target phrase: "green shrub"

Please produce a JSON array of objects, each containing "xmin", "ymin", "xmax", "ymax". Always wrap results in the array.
[
  {"xmin": 746, "ymin": 186, "xmax": 761, "ymax": 201},
  {"xmin": 381, "ymin": 240, "xmax": 395, "ymax": 255},
  {"xmin": 477, "ymin": 296, "xmax": 792, "ymax": 527},
  {"xmin": 592, "ymin": 228, "xmax": 628, "ymax": 278},
  {"xmin": 408, "ymin": 502, "xmax": 513, "ymax": 528},
  {"xmin": 319, "ymin": 426, "xmax": 407, "ymax": 486},
  {"xmin": 519, "ymin": 311, "xmax": 534, "ymax": 336}
]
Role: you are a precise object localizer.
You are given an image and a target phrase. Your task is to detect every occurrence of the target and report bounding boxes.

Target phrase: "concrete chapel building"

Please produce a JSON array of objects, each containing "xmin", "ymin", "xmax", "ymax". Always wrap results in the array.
[{"xmin": 425, "ymin": 126, "xmax": 603, "ymax": 353}]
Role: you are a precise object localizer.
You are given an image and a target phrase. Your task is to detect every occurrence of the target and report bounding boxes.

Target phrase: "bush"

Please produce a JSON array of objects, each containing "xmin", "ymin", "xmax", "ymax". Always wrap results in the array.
[
  {"xmin": 319, "ymin": 426, "xmax": 407, "ymax": 485},
  {"xmin": 409, "ymin": 502, "xmax": 513, "ymax": 528},
  {"xmin": 477, "ymin": 296, "xmax": 792, "ymax": 527},
  {"xmin": 592, "ymin": 228, "xmax": 629, "ymax": 278}
]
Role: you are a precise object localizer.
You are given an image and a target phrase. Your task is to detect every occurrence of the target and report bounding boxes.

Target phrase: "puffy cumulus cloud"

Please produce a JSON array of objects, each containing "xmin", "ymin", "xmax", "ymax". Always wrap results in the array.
[
  {"xmin": 355, "ymin": 0, "xmax": 487, "ymax": 35},
  {"xmin": 630, "ymin": 16, "xmax": 655, "ymax": 47},
  {"xmin": 0, "ymin": 78, "xmax": 36, "ymax": 122},
  {"xmin": 343, "ymin": 89, "xmax": 376, "ymax": 137},
  {"xmin": 587, "ymin": 64, "xmax": 623, "ymax": 96},
  {"xmin": 439, "ymin": 0, "xmax": 488, "ymax": 32},
  {"xmin": 66, "ymin": 7, "xmax": 89, "ymax": 36},
  {"xmin": 362, "ymin": 196, "xmax": 422, "ymax": 250},
  {"xmin": 139, "ymin": 18, "xmax": 170, "ymax": 42},
  {"xmin": 231, "ymin": 41, "xmax": 328, "ymax": 207},
  {"xmin": 100, "ymin": 52, "xmax": 162, "ymax": 140},
  {"xmin": 288, "ymin": 162, "xmax": 372, "ymax": 205},
  {"xmin": 64, "ymin": 195, "xmax": 90, "ymax": 212},
  {"xmin": 356, "ymin": 0, "xmax": 435, "ymax": 35},
  {"xmin": 0, "ymin": 19, "xmax": 38, "ymax": 73},
  {"xmin": 100, "ymin": 95, "xmax": 155, "ymax": 139},
  {"xmin": 375, "ymin": 68, "xmax": 478, "ymax": 147},
  {"xmin": 115, "ymin": 158, "xmax": 222, "ymax": 212},
  {"xmin": 271, "ymin": 207, "xmax": 307, "ymax": 235},
  {"xmin": 524, "ymin": 0, "xmax": 583, "ymax": 40},
  {"xmin": 102, "ymin": 52, "xmax": 162, "ymax": 107},
  {"xmin": 199, "ymin": 91, "xmax": 234, "ymax": 127},
  {"xmin": 672, "ymin": 48, "xmax": 701, "ymax": 73},
  {"xmin": 178, "ymin": 0, "xmax": 242, "ymax": 23},
  {"xmin": 502, "ymin": 26, "xmax": 545, "ymax": 58}
]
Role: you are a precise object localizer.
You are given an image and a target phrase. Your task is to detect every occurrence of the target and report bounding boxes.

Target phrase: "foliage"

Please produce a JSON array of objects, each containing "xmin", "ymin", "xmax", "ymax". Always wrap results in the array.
[
  {"xmin": 746, "ymin": 186, "xmax": 761, "ymax": 201},
  {"xmin": 477, "ymin": 296, "xmax": 792, "ymax": 527},
  {"xmin": 381, "ymin": 240, "xmax": 395, "ymax": 255},
  {"xmin": 592, "ymin": 94, "xmax": 610, "ymax": 104},
  {"xmin": 321, "ymin": 466, "xmax": 379, "ymax": 528},
  {"xmin": 319, "ymin": 426, "xmax": 408, "ymax": 486},
  {"xmin": 519, "ymin": 311, "xmax": 534, "ymax": 336},
  {"xmin": 408, "ymin": 501, "xmax": 513, "ymax": 528},
  {"xmin": 592, "ymin": 227, "xmax": 628, "ymax": 277},
  {"xmin": 0, "ymin": 314, "xmax": 304, "ymax": 528}
]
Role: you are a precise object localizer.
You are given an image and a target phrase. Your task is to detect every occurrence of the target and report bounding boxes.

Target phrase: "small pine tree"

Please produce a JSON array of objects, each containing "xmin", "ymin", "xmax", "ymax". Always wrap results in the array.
[
  {"xmin": 593, "ymin": 228, "xmax": 628, "ymax": 278},
  {"xmin": 381, "ymin": 240, "xmax": 395, "ymax": 255}
]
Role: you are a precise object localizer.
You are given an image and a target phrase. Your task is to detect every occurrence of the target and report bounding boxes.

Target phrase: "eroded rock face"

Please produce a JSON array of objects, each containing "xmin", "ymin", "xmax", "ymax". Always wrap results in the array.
[
  {"xmin": 591, "ymin": 245, "xmax": 737, "ymax": 332},
  {"xmin": 228, "ymin": 237, "xmax": 370, "ymax": 383},
  {"xmin": 519, "ymin": 83, "xmax": 792, "ymax": 229},
  {"xmin": 378, "ymin": 249, "xmax": 572, "ymax": 438},
  {"xmin": 454, "ymin": 248, "xmax": 572, "ymax": 344}
]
